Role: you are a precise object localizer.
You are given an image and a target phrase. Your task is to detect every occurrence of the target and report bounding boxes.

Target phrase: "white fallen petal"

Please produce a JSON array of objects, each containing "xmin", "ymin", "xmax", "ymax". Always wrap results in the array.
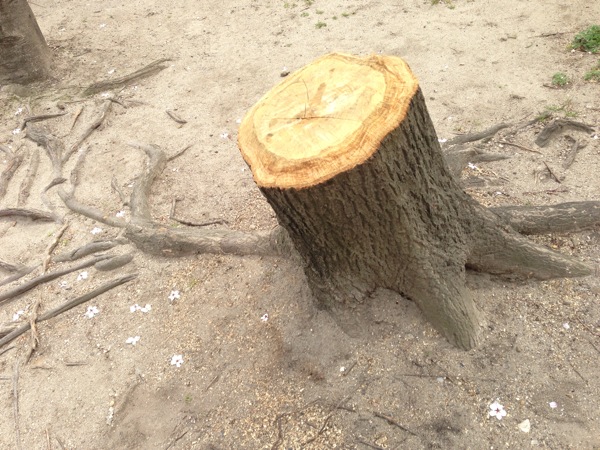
[
  {"xmin": 518, "ymin": 419, "xmax": 531, "ymax": 433},
  {"xmin": 77, "ymin": 271, "xmax": 89, "ymax": 281},
  {"xmin": 170, "ymin": 354, "xmax": 184, "ymax": 367},
  {"xmin": 126, "ymin": 336, "xmax": 140, "ymax": 345},
  {"xmin": 84, "ymin": 306, "xmax": 99, "ymax": 318}
]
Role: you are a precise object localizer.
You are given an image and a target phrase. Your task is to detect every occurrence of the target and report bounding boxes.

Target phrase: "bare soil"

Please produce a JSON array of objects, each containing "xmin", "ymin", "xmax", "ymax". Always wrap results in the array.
[{"xmin": 1, "ymin": 1, "xmax": 600, "ymax": 449}]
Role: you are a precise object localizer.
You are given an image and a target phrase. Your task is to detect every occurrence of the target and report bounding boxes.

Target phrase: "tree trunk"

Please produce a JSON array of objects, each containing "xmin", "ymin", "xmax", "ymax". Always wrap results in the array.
[
  {"xmin": 237, "ymin": 53, "xmax": 591, "ymax": 350},
  {"xmin": 0, "ymin": 0, "xmax": 50, "ymax": 84}
]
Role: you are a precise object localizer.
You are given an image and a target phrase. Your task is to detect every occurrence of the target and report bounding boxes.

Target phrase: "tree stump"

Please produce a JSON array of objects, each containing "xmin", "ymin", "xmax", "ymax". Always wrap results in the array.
[
  {"xmin": 238, "ymin": 53, "xmax": 590, "ymax": 350},
  {"xmin": 0, "ymin": 0, "xmax": 51, "ymax": 84}
]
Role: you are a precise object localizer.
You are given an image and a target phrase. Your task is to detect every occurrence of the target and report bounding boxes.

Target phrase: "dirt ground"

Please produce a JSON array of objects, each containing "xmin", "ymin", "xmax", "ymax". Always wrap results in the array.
[{"xmin": 1, "ymin": 0, "xmax": 600, "ymax": 448}]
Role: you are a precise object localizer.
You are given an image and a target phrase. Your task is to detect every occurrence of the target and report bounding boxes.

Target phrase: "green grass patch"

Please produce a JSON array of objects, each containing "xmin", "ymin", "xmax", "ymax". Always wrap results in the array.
[
  {"xmin": 538, "ymin": 101, "xmax": 578, "ymax": 120},
  {"xmin": 551, "ymin": 72, "xmax": 569, "ymax": 87},
  {"xmin": 431, "ymin": 0, "xmax": 455, "ymax": 8},
  {"xmin": 584, "ymin": 60, "xmax": 600, "ymax": 81},
  {"xmin": 584, "ymin": 69, "xmax": 600, "ymax": 81},
  {"xmin": 571, "ymin": 25, "xmax": 600, "ymax": 53}
]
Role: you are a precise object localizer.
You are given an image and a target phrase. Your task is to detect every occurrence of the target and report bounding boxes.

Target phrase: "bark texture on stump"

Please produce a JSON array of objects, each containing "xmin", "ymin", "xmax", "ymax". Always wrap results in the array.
[
  {"xmin": 0, "ymin": 0, "xmax": 50, "ymax": 84},
  {"xmin": 238, "ymin": 53, "xmax": 591, "ymax": 350}
]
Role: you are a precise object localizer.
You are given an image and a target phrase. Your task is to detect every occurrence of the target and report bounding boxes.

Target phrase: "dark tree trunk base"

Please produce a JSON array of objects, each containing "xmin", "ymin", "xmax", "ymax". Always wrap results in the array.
[{"xmin": 0, "ymin": 0, "xmax": 51, "ymax": 84}]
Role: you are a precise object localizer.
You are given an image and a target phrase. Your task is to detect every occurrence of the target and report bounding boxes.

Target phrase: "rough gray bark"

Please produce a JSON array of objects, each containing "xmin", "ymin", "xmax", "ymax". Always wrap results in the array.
[{"xmin": 0, "ymin": 0, "xmax": 50, "ymax": 84}]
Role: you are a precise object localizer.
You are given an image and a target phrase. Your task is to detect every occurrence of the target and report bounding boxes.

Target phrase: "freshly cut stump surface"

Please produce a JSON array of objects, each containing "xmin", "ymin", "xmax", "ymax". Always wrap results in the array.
[{"xmin": 239, "ymin": 53, "xmax": 418, "ymax": 189}]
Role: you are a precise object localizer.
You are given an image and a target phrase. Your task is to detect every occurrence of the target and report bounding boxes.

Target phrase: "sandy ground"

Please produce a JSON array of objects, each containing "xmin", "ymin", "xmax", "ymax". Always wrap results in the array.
[{"xmin": 1, "ymin": 0, "xmax": 600, "ymax": 448}]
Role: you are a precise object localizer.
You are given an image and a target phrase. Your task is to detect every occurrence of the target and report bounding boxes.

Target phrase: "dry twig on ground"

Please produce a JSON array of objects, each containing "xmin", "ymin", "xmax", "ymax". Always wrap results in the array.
[
  {"xmin": 372, "ymin": 411, "xmax": 419, "ymax": 438},
  {"xmin": 20, "ymin": 112, "xmax": 67, "ymax": 130},
  {"xmin": 166, "ymin": 110, "xmax": 187, "ymax": 125},
  {"xmin": 24, "ymin": 300, "xmax": 42, "ymax": 363},
  {"xmin": 543, "ymin": 161, "xmax": 562, "ymax": 183},
  {"xmin": 42, "ymin": 223, "xmax": 69, "ymax": 272},
  {"xmin": 497, "ymin": 140, "xmax": 542, "ymax": 154},
  {"xmin": 563, "ymin": 137, "xmax": 586, "ymax": 169}
]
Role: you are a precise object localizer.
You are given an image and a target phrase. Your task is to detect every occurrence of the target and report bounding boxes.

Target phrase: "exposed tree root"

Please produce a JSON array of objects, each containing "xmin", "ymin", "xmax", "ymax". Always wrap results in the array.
[
  {"xmin": 53, "ymin": 239, "xmax": 127, "ymax": 262},
  {"xmin": 26, "ymin": 126, "xmax": 63, "ymax": 178},
  {"xmin": 468, "ymin": 226, "xmax": 591, "ymax": 280},
  {"xmin": 0, "ymin": 239, "xmax": 126, "ymax": 287},
  {"xmin": 0, "ymin": 208, "xmax": 58, "ymax": 222},
  {"xmin": 48, "ymin": 125, "xmax": 598, "ymax": 272},
  {"xmin": 62, "ymin": 100, "xmax": 111, "ymax": 164},
  {"xmin": 17, "ymin": 149, "xmax": 39, "ymax": 206},
  {"xmin": 0, "ymin": 146, "xmax": 24, "ymax": 201},
  {"xmin": 127, "ymin": 141, "xmax": 167, "ymax": 221},
  {"xmin": 444, "ymin": 122, "xmax": 511, "ymax": 146},
  {"xmin": 0, "ymin": 255, "xmax": 111, "ymax": 306},
  {"xmin": 0, "ymin": 260, "xmax": 26, "ymax": 274},
  {"xmin": 55, "ymin": 140, "xmax": 291, "ymax": 257},
  {"xmin": 490, "ymin": 201, "xmax": 600, "ymax": 235},
  {"xmin": 94, "ymin": 253, "xmax": 134, "ymax": 271},
  {"xmin": 535, "ymin": 119, "xmax": 595, "ymax": 147},
  {"xmin": 2, "ymin": 98, "xmax": 599, "ymax": 352},
  {"xmin": 0, "ymin": 266, "xmax": 37, "ymax": 288},
  {"xmin": 443, "ymin": 146, "xmax": 509, "ymax": 178},
  {"xmin": 124, "ymin": 221, "xmax": 287, "ymax": 257},
  {"xmin": 0, "ymin": 274, "xmax": 137, "ymax": 348},
  {"xmin": 12, "ymin": 360, "xmax": 21, "ymax": 450},
  {"xmin": 83, "ymin": 58, "xmax": 171, "ymax": 96},
  {"xmin": 563, "ymin": 137, "xmax": 585, "ymax": 170}
]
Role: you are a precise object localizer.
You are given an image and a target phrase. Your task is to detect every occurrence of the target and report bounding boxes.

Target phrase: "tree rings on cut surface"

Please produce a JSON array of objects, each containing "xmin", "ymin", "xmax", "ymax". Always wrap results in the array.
[{"xmin": 238, "ymin": 53, "xmax": 419, "ymax": 189}]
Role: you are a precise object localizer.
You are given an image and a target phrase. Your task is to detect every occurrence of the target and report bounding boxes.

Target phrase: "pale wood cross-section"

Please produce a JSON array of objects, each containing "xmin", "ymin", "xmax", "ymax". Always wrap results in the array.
[{"xmin": 239, "ymin": 53, "xmax": 418, "ymax": 189}]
